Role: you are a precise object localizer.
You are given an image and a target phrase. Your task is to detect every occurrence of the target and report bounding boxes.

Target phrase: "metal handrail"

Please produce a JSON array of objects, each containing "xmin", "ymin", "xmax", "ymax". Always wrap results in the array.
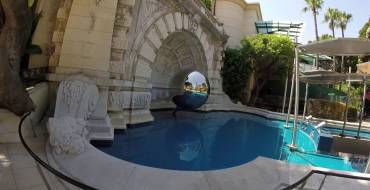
[
  {"xmin": 282, "ymin": 169, "xmax": 370, "ymax": 190},
  {"xmin": 18, "ymin": 112, "xmax": 98, "ymax": 190}
]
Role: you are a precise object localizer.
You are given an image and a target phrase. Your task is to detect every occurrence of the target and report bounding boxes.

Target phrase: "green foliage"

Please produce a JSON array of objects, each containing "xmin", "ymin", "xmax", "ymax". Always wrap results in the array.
[
  {"xmin": 302, "ymin": 0, "xmax": 324, "ymax": 14},
  {"xmin": 335, "ymin": 83, "xmax": 363, "ymax": 111},
  {"xmin": 201, "ymin": 0, "xmax": 212, "ymax": 11},
  {"xmin": 337, "ymin": 11, "xmax": 352, "ymax": 36},
  {"xmin": 221, "ymin": 48, "xmax": 252, "ymax": 102},
  {"xmin": 359, "ymin": 19, "xmax": 370, "ymax": 63},
  {"xmin": 324, "ymin": 8, "xmax": 340, "ymax": 35},
  {"xmin": 320, "ymin": 34, "xmax": 334, "ymax": 41},
  {"xmin": 28, "ymin": 0, "xmax": 35, "ymax": 8},
  {"xmin": 359, "ymin": 19, "xmax": 370, "ymax": 38},
  {"xmin": 241, "ymin": 34, "xmax": 295, "ymax": 78},
  {"xmin": 221, "ymin": 34, "xmax": 294, "ymax": 104}
]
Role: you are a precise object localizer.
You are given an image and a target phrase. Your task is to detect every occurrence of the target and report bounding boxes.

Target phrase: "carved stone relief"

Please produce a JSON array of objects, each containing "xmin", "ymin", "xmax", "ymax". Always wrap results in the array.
[
  {"xmin": 108, "ymin": 91, "xmax": 151, "ymax": 110},
  {"xmin": 48, "ymin": 116, "xmax": 89, "ymax": 155}
]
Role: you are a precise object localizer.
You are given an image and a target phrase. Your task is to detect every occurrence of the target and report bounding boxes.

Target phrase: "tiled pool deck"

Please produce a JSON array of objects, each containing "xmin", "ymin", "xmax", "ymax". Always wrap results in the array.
[
  {"xmin": 1, "ymin": 106, "xmax": 370, "ymax": 190},
  {"xmin": 1, "ymin": 140, "xmax": 369, "ymax": 190},
  {"xmin": 0, "ymin": 142, "xmax": 47, "ymax": 190}
]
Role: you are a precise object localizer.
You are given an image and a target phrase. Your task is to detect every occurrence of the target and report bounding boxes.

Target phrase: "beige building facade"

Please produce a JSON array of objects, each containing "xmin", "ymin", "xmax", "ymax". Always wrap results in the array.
[{"xmin": 214, "ymin": 0, "xmax": 263, "ymax": 48}]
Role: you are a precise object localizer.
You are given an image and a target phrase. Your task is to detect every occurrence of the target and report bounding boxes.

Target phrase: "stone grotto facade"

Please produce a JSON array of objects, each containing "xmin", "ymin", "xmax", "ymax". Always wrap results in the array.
[{"xmin": 30, "ymin": 0, "xmax": 235, "ymax": 129}]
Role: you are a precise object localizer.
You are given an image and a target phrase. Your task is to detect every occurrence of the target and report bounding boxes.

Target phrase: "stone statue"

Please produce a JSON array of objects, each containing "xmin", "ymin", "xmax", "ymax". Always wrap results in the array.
[
  {"xmin": 48, "ymin": 116, "xmax": 88, "ymax": 155},
  {"xmin": 54, "ymin": 75, "xmax": 99, "ymax": 119},
  {"xmin": 48, "ymin": 74, "xmax": 113, "ymax": 155}
]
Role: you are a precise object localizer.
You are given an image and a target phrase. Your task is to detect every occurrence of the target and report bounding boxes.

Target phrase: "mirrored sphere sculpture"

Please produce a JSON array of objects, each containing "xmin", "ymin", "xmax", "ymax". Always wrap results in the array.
[{"xmin": 172, "ymin": 71, "xmax": 209, "ymax": 110}]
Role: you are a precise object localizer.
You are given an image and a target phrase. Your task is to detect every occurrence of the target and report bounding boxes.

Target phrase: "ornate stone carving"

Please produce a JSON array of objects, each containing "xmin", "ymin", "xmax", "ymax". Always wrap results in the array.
[
  {"xmin": 54, "ymin": 75, "xmax": 99, "ymax": 120},
  {"xmin": 108, "ymin": 91, "xmax": 151, "ymax": 111},
  {"xmin": 110, "ymin": 0, "xmax": 135, "ymax": 78},
  {"xmin": 189, "ymin": 14, "xmax": 200, "ymax": 33},
  {"xmin": 48, "ymin": 116, "xmax": 89, "ymax": 155},
  {"xmin": 49, "ymin": 74, "xmax": 114, "ymax": 154},
  {"xmin": 137, "ymin": 0, "xmax": 168, "ymax": 31}
]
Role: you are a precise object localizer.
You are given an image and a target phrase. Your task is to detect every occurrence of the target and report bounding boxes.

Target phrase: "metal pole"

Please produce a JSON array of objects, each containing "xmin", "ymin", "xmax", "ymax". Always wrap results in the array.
[
  {"xmin": 303, "ymin": 83, "xmax": 309, "ymax": 119},
  {"xmin": 282, "ymin": 74, "xmax": 289, "ymax": 113},
  {"xmin": 333, "ymin": 56, "xmax": 336, "ymax": 71},
  {"xmin": 366, "ymin": 153, "xmax": 370, "ymax": 174},
  {"xmin": 341, "ymin": 67, "xmax": 352, "ymax": 136},
  {"xmin": 285, "ymin": 36, "xmax": 298, "ymax": 128},
  {"xmin": 316, "ymin": 54, "xmax": 320, "ymax": 70},
  {"xmin": 290, "ymin": 47, "xmax": 300, "ymax": 150},
  {"xmin": 357, "ymin": 78, "xmax": 367, "ymax": 139},
  {"xmin": 285, "ymin": 64, "xmax": 295, "ymax": 128},
  {"xmin": 341, "ymin": 56, "xmax": 345, "ymax": 73}
]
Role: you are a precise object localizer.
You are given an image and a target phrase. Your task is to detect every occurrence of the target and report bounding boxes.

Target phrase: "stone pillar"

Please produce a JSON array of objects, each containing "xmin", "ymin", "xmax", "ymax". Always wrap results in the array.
[
  {"xmin": 108, "ymin": 0, "xmax": 136, "ymax": 128},
  {"xmin": 110, "ymin": 0, "xmax": 134, "ymax": 79},
  {"xmin": 48, "ymin": 0, "xmax": 120, "ymax": 127},
  {"xmin": 204, "ymin": 43, "xmax": 234, "ymax": 110},
  {"xmin": 50, "ymin": 0, "xmax": 118, "ymax": 77},
  {"xmin": 49, "ymin": 0, "xmax": 73, "ymax": 68}
]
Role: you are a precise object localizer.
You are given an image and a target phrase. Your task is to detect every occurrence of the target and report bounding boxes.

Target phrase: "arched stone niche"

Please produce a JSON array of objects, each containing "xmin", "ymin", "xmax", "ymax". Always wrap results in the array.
[{"xmin": 108, "ymin": 0, "xmax": 229, "ymax": 125}]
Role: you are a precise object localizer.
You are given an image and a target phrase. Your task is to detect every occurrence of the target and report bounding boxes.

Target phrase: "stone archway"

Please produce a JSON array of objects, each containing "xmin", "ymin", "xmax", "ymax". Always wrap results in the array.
[
  {"xmin": 140, "ymin": 31, "xmax": 208, "ymax": 107},
  {"xmin": 108, "ymin": 1, "xmax": 229, "ymax": 125},
  {"xmin": 133, "ymin": 12, "xmax": 213, "ymax": 108}
]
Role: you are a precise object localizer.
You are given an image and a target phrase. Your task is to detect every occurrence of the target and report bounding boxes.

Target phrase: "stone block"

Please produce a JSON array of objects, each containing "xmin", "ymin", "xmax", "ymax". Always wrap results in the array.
[
  {"xmin": 63, "ymin": 28, "xmax": 113, "ymax": 45},
  {"xmin": 51, "ymin": 31, "xmax": 64, "ymax": 43},
  {"xmin": 67, "ymin": 15, "xmax": 115, "ymax": 33},
  {"xmin": 135, "ymin": 58, "xmax": 152, "ymax": 78},
  {"xmin": 70, "ymin": 4, "xmax": 116, "ymax": 20},
  {"xmin": 74, "ymin": 0, "xmax": 118, "ymax": 9},
  {"xmin": 165, "ymin": 14, "xmax": 175, "ymax": 33},
  {"xmin": 156, "ymin": 18, "xmax": 168, "ymax": 39},
  {"xmin": 183, "ymin": 14, "xmax": 189, "ymax": 30},
  {"xmin": 308, "ymin": 99, "xmax": 357, "ymax": 122},
  {"xmin": 147, "ymin": 27, "xmax": 162, "ymax": 49},
  {"xmin": 174, "ymin": 12, "xmax": 182, "ymax": 30},
  {"xmin": 140, "ymin": 41, "xmax": 156, "ymax": 63}
]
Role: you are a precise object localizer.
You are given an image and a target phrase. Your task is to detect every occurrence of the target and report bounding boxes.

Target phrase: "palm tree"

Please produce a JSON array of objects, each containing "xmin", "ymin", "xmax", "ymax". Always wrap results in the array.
[
  {"xmin": 337, "ymin": 11, "xmax": 352, "ymax": 38},
  {"xmin": 303, "ymin": 0, "xmax": 324, "ymax": 41},
  {"xmin": 324, "ymin": 8, "xmax": 340, "ymax": 38}
]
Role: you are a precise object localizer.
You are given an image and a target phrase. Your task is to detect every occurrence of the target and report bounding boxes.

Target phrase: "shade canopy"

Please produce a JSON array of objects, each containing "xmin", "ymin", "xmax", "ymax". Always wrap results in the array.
[
  {"xmin": 300, "ymin": 70, "xmax": 346, "ymax": 84},
  {"xmin": 300, "ymin": 70, "xmax": 370, "ymax": 84},
  {"xmin": 299, "ymin": 38, "xmax": 370, "ymax": 56}
]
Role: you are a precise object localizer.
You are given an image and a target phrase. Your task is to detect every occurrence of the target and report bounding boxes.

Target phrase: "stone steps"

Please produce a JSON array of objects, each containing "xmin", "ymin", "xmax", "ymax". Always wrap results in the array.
[{"xmin": 87, "ymin": 116, "xmax": 114, "ymax": 141}]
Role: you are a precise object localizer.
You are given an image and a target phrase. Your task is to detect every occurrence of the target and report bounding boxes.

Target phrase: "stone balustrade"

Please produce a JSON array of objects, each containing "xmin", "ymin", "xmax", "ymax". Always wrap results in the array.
[{"xmin": 178, "ymin": 0, "xmax": 226, "ymax": 38}]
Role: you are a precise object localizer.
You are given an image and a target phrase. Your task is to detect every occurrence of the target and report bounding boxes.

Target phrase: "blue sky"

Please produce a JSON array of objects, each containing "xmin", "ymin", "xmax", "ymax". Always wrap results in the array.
[{"xmin": 249, "ymin": 0, "xmax": 370, "ymax": 43}]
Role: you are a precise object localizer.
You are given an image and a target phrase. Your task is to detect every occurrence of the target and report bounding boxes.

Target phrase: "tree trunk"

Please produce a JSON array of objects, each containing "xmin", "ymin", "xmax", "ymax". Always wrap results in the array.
[
  {"xmin": 313, "ymin": 12, "xmax": 320, "ymax": 41},
  {"xmin": 0, "ymin": 0, "xmax": 35, "ymax": 116},
  {"xmin": 331, "ymin": 24, "xmax": 335, "ymax": 38},
  {"xmin": 341, "ymin": 27, "xmax": 345, "ymax": 38},
  {"xmin": 249, "ymin": 78, "xmax": 267, "ymax": 106}
]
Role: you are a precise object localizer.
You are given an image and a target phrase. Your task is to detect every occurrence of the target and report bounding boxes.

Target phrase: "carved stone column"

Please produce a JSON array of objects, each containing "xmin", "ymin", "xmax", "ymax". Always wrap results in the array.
[
  {"xmin": 204, "ymin": 42, "xmax": 234, "ymax": 110},
  {"xmin": 108, "ymin": 0, "xmax": 136, "ymax": 128}
]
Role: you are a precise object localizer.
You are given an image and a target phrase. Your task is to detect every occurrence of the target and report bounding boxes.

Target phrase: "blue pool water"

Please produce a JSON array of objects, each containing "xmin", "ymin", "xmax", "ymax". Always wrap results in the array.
[{"xmin": 97, "ymin": 111, "xmax": 368, "ymax": 172}]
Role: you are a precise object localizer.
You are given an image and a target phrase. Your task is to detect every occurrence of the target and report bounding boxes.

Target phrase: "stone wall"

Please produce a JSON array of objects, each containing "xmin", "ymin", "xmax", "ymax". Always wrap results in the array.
[{"xmin": 308, "ymin": 99, "xmax": 357, "ymax": 122}]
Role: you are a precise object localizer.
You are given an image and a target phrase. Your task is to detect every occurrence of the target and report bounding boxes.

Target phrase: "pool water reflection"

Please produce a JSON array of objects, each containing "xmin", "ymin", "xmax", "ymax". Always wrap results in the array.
[{"xmin": 96, "ymin": 111, "xmax": 367, "ymax": 172}]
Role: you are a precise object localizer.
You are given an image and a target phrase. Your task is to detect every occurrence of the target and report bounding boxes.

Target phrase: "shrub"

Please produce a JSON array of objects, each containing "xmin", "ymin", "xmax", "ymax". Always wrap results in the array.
[{"xmin": 221, "ymin": 48, "xmax": 252, "ymax": 103}]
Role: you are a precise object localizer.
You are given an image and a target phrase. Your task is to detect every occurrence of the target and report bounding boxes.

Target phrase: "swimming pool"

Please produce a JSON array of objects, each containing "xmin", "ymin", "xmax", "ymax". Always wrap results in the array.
[{"xmin": 97, "ymin": 111, "xmax": 368, "ymax": 172}]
